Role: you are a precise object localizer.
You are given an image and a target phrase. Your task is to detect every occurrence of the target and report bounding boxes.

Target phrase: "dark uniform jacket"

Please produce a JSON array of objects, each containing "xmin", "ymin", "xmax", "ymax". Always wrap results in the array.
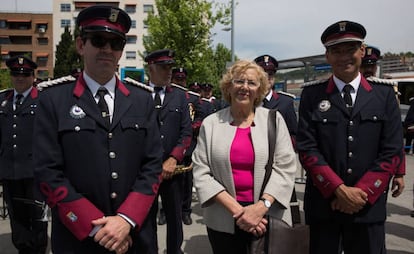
[
  {"xmin": 0, "ymin": 88, "xmax": 38, "ymax": 179},
  {"xmin": 33, "ymin": 74, "xmax": 163, "ymax": 251},
  {"xmin": 263, "ymin": 90, "xmax": 298, "ymax": 139},
  {"xmin": 156, "ymin": 84, "xmax": 192, "ymax": 162},
  {"xmin": 297, "ymin": 76, "xmax": 404, "ymax": 224}
]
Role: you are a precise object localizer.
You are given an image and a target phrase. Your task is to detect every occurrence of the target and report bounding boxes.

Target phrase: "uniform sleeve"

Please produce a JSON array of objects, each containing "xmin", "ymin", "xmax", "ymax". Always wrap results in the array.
[
  {"xmin": 354, "ymin": 88, "xmax": 404, "ymax": 204},
  {"xmin": 297, "ymin": 88, "xmax": 344, "ymax": 198},
  {"xmin": 33, "ymin": 91, "xmax": 104, "ymax": 241},
  {"xmin": 169, "ymin": 92, "xmax": 192, "ymax": 162}
]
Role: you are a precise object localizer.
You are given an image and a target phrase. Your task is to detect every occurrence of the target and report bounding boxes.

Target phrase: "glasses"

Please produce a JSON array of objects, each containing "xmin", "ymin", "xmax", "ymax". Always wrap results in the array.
[
  {"xmin": 86, "ymin": 35, "xmax": 126, "ymax": 51},
  {"xmin": 11, "ymin": 71, "xmax": 31, "ymax": 77},
  {"xmin": 232, "ymin": 79, "xmax": 259, "ymax": 87}
]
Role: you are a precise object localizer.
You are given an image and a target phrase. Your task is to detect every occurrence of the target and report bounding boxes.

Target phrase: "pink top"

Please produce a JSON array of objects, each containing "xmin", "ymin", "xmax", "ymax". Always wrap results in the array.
[{"xmin": 230, "ymin": 127, "xmax": 255, "ymax": 202}]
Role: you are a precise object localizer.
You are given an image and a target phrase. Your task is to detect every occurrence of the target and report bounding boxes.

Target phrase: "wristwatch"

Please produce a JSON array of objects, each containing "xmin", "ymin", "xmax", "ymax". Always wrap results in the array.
[{"xmin": 259, "ymin": 197, "xmax": 271, "ymax": 209}]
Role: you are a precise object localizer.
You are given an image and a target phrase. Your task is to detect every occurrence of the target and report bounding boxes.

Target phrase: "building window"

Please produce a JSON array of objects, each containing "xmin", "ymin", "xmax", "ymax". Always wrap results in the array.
[
  {"xmin": 37, "ymin": 70, "xmax": 49, "ymax": 79},
  {"xmin": 143, "ymin": 20, "xmax": 148, "ymax": 29},
  {"xmin": 143, "ymin": 4, "xmax": 154, "ymax": 13},
  {"xmin": 36, "ymin": 24, "xmax": 48, "ymax": 33},
  {"xmin": 0, "ymin": 36, "xmax": 11, "ymax": 44},
  {"xmin": 131, "ymin": 20, "xmax": 136, "ymax": 29},
  {"xmin": 126, "ymin": 51, "xmax": 136, "ymax": 60},
  {"xmin": 61, "ymin": 19, "xmax": 71, "ymax": 28},
  {"xmin": 0, "ymin": 20, "xmax": 6, "ymax": 29},
  {"xmin": 60, "ymin": 3, "xmax": 71, "ymax": 12},
  {"xmin": 9, "ymin": 36, "xmax": 32, "ymax": 45},
  {"xmin": 37, "ymin": 37, "xmax": 48, "ymax": 45},
  {"xmin": 125, "ymin": 4, "xmax": 136, "ymax": 13},
  {"xmin": 126, "ymin": 35, "xmax": 137, "ymax": 44}
]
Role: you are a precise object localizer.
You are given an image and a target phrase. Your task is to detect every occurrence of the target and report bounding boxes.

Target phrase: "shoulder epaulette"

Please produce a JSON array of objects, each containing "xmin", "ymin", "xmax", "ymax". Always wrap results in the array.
[
  {"xmin": 188, "ymin": 90, "xmax": 200, "ymax": 97},
  {"xmin": 277, "ymin": 91, "xmax": 296, "ymax": 99},
  {"xmin": 201, "ymin": 97, "xmax": 211, "ymax": 103},
  {"xmin": 366, "ymin": 76, "xmax": 397, "ymax": 86},
  {"xmin": 170, "ymin": 83, "xmax": 188, "ymax": 92},
  {"xmin": 36, "ymin": 75, "xmax": 76, "ymax": 91},
  {"xmin": 302, "ymin": 79, "xmax": 328, "ymax": 88},
  {"xmin": 123, "ymin": 77, "xmax": 153, "ymax": 93},
  {"xmin": 0, "ymin": 88, "xmax": 13, "ymax": 94}
]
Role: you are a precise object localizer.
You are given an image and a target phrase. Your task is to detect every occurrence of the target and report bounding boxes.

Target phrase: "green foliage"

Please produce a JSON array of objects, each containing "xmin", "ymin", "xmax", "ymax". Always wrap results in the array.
[
  {"xmin": 0, "ymin": 69, "xmax": 11, "ymax": 90},
  {"xmin": 54, "ymin": 26, "xmax": 82, "ymax": 78},
  {"xmin": 142, "ymin": 0, "xmax": 231, "ymax": 94}
]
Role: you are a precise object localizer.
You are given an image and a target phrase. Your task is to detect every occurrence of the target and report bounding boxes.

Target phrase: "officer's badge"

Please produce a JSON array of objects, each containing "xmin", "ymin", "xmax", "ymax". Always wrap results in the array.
[
  {"xmin": 318, "ymin": 100, "xmax": 331, "ymax": 112},
  {"xmin": 66, "ymin": 211, "xmax": 78, "ymax": 222},
  {"xmin": 374, "ymin": 179, "xmax": 382, "ymax": 188},
  {"xmin": 18, "ymin": 57, "xmax": 24, "ymax": 65},
  {"xmin": 1, "ymin": 100, "xmax": 7, "ymax": 107},
  {"xmin": 109, "ymin": 8, "xmax": 119, "ymax": 23},
  {"xmin": 69, "ymin": 104, "xmax": 86, "ymax": 119},
  {"xmin": 339, "ymin": 21, "xmax": 347, "ymax": 32}
]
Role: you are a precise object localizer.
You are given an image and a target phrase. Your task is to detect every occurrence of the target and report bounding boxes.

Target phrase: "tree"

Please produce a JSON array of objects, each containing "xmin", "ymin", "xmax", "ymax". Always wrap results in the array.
[
  {"xmin": 53, "ymin": 26, "xmax": 81, "ymax": 78},
  {"xmin": 143, "ymin": 0, "xmax": 231, "ymax": 89}
]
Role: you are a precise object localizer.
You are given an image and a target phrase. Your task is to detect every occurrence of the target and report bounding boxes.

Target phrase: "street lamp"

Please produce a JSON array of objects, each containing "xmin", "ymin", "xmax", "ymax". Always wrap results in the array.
[{"xmin": 230, "ymin": 0, "xmax": 234, "ymax": 62}]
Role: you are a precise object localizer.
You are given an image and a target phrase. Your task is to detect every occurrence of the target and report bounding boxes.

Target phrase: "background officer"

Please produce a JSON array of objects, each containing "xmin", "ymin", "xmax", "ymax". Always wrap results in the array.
[
  {"xmin": 254, "ymin": 54, "xmax": 298, "ymax": 143},
  {"xmin": 33, "ymin": 5, "xmax": 163, "ymax": 253},
  {"xmin": 1, "ymin": 55, "xmax": 48, "ymax": 254},
  {"xmin": 360, "ymin": 45, "xmax": 381, "ymax": 77},
  {"xmin": 297, "ymin": 20, "xmax": 404, "ymax": 254},
  {"xmin": 144, "ymin": 50, "xmax": 192, "ymax": 254}
]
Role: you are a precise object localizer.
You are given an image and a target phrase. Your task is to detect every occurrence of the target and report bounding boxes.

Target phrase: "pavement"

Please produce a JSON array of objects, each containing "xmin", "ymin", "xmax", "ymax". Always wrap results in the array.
[{"xmin": 0, "ymin": 156, "xmax": 413, "ymax": 254}]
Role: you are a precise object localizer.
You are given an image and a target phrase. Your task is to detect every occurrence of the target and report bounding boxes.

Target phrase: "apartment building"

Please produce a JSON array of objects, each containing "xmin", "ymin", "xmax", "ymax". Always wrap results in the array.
[
  {"xmin": 53, "ymin": 0, "xmax": 156, "ymax": 80},
  {"xmin": 0, "ymin": 12, "xmax": 53, "ymax": 79}
]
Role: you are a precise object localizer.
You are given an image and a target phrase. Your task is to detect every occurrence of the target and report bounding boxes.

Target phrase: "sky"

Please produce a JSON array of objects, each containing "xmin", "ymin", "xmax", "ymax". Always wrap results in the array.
[{"xmin": 1, "ymin": 0, "xmax": 414, "ymax": 62}]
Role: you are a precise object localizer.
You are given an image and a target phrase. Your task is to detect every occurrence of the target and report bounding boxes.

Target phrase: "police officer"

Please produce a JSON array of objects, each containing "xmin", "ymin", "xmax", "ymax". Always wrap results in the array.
[
  {"xmin": 1, "ymin": 55, "xmax": 48, "ymax": 254},
  {"xmin": 144, "ymin": 50, "xmax": 192, "ymax": 254},
  {"xmin": 360, "ymin": 45, "xmax": 381, "ymax": 78},
  {"xmin": 33, "ymin": 5, "xmax": 163, "ymax": 253},
  {"xmin": 169, "ymin": 68, "xmax": 212, "ymax": 226},
  {"xmin": 297, "ymin": 20, "xmax": 404, "ymax": 254},
  {"xmin": 254, "ymin": 54, "xmax": 298, "ymax": 141}
]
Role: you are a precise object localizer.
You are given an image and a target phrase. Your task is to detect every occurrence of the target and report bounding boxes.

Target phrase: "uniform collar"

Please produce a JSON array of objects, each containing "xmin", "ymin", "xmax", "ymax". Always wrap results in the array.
[{"xmin": 83, "ymin": 71, "xmax": 116, "ymax": 99}]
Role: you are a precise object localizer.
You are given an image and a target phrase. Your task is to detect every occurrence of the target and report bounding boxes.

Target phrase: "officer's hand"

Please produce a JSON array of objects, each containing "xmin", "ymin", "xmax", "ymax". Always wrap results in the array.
[
  {"xmin": 333, "ymin": 184, "xmax": 367, "ymax": 213},
  {"xmin": 92, "ymin": 215, "xmax": 131, "ymax": 252},
  {"xmin": 162, "ymin": 157, "xmax": 177, "ymax": 180},
  {"xmin": 115, "ymin": 235, "xmax": 132, "ymax": 254},
  {"xmin": 391, "ymin": 176, "xmax": 405, "ymax": 197}
]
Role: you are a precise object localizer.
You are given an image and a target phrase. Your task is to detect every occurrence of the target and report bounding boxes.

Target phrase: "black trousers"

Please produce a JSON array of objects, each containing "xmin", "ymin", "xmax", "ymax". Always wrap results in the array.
[
  {"xmin": 309, "ymin": 221, "xmax": 386, "ymax": 254},
  {"xmin": 3, "ymin": 178, "xmax": 48, "ymax": 254},
  {"xmin": 143, "ymin": 174, "xmax": 184, "ymax": 254},
  {"xmin": 207, "ymin": 226, "xmax": 254, "ymax": 254},
  {"xmin": 181, "ymin": 156, "xmax": 193, "ymax": 217}
]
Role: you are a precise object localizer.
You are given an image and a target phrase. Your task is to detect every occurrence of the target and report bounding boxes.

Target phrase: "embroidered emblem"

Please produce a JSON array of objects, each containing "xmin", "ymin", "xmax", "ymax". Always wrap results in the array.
[
  {"xmin": 66, "ymin": 211, "xmax": 78, "ymax": 222},
  {"xmin": 1, "ymin": 100, "xmax": 7, "ymax": 107},
  {"xmin": 69, "ymin": 105, "xmax": 86, "ymax": 119},
  {"xmin": 109, "ymin": 8, "xmax": 119, "ymax": 22},
  {"xmin": 318, "ymin": 100, "xmax": 331, "ymax": 112},
  {"xmin": 339, "ymin": 21, "xmax": 347, "ymax": 32},
  {"xmin": 374, "ymin": 179, "xmax": 382, "ymax": 188},
  {"xmin": 316, "ymin": 174, "xmax": 324, "ymax": 182}
]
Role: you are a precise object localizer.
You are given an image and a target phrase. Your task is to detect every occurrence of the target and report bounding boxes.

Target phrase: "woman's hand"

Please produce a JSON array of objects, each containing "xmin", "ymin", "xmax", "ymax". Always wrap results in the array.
[{"xmin": 235, "ymin": 202, "xmax": 268, "ymax": 232}]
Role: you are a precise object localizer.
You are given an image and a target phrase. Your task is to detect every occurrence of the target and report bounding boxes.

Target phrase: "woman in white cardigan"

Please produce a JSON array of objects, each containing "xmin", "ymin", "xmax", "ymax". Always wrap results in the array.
[{"xmin": 192, "ymin": 60, "xmax": 297, "ymax": 254}]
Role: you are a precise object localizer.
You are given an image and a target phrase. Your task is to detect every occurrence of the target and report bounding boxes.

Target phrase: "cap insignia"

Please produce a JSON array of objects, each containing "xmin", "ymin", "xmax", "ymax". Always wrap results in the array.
[
  {"xmin": 339, "ymin": 21, "xmax": 347, "ymax": 32},
  {"xmin": 264, "ymin": 55, "xmax": 269, "ymax": 63},
  {"xmin": 18, "ymin": 57, "xmax": 24, "ymax": 65},
  {"xmin": 366, "ymin": 48, "xmax": 372, "ymax": 56},
  {"xmin": 109, "ymin": 8, "xmax": 119, "ymax": 23}
]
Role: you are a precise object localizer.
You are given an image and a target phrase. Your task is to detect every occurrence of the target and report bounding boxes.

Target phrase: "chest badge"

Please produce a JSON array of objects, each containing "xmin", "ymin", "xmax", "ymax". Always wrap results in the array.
[
  {"xmin": 1, "ymin": 100, "xmax": 8, "ymax": 107},
  {"xmin": 69, "ymin": 104, "xmax": 86, "ymax": 119},
  {"xmin": 318, "ymin": 100, "xmax": 331, "ymax": 112}
]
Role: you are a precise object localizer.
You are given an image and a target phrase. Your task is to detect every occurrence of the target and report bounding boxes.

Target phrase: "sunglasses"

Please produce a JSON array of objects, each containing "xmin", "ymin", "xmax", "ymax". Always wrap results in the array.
[
  {"xmin": 86, "ymin": 35, "xmax": 126, "ymax": 51},
  {"xmin": 11, "ymin": 71, "xmax": 32, "ymax": 77}
]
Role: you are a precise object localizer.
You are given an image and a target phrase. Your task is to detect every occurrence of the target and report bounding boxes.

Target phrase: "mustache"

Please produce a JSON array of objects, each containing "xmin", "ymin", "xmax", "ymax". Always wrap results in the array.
[{"xmin": 96, "ymin": 53, "xmax": 116, "ymax": 61}]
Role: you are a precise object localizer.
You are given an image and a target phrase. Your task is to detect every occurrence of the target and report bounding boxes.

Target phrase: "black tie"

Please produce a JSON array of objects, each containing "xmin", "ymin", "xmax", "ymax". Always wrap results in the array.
[
  {"xmin": 343, "ymin": 85, "xmax": 353, "ymax": 110},
  {"xmin": 154, "ymin": 87, "xmax": 163, "ymax": 109},
  {"xmin": 15, "ymin": 94, "xmax": 23, "ymax": 110},
  {"xmin": 97, "ymin": 87, "xmax": 110, "ymax": 127}
]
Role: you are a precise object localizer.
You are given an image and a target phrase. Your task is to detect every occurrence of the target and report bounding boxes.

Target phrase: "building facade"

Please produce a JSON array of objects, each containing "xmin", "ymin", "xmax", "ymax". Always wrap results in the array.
[
  {"xmin": 53, "ymin": 0, "xmax": 156, "ymax": 80},
  {"xmin": 0, "ymin": 12, "xmax": 53, "ymax": 80}
]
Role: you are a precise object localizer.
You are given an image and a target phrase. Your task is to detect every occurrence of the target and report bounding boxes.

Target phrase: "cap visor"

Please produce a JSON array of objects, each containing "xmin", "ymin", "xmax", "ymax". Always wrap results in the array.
[{"xmin": 324, "ymin": 37, "xmax": 364, "ymax": 47}]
